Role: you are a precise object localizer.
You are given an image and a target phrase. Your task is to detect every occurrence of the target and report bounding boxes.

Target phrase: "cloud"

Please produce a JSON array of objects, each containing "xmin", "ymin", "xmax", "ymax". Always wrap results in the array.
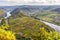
[{"xmin": 0, "ymin": 0, "xmax": 60, "ymax": 6}]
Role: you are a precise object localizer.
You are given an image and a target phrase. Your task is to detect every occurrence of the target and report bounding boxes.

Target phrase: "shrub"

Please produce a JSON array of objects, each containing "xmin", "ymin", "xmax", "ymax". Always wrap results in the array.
[{"xmin": 0, "ymin": 28, "xmax": 16, "ymax": 40}]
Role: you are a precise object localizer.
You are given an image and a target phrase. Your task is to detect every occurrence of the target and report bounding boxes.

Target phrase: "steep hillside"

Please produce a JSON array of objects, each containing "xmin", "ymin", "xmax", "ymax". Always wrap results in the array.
[
  {"xmin": 9, "ymin": 17, "xmax": 54, "ymax": 32},
  {"xmin": 8, "ymin": 10, "xmax": 60, "ymax": 40},
  {"xmin": 9, "ymin": 10, "xmax": 54, "ymax": 32}
]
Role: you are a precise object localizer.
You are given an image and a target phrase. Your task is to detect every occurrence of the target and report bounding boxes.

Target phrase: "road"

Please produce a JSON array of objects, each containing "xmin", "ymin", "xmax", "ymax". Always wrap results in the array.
[{"xmin": 40, "ymin": 20, "xmax": 60, "ymax": 33}]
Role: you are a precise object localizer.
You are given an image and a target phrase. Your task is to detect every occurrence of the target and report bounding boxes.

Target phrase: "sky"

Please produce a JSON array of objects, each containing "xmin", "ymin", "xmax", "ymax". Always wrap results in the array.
[{"xmin": 0, "ymin": 0, "xmax": 60, "ymax": 6}]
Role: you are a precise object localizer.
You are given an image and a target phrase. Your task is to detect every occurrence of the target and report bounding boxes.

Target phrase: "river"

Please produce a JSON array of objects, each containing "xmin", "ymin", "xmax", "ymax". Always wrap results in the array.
[{"xmin": 40, "ymin": 20, "xmax": 60, "ymax": 33}]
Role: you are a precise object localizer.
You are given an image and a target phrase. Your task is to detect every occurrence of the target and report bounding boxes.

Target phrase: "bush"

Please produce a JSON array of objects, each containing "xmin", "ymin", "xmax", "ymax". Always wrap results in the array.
[
  {"xmin": 0, "ymin": 28, "xmax": 16, "ymax": 40},
  {"xmin": 31, "ymin": 27, "xmax": 60, "ymax": 40}
]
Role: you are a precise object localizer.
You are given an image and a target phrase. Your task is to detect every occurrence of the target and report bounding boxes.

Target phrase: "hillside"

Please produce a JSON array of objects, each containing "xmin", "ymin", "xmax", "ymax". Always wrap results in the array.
[
  {"xmin": 9, "ymin": 6, "xmax": 60, "ymax": 26},
  {"xmin": 0, "ymin": 5, "xmax": 60, "ymax": 40},
  {"xmin": 0, "ymin": 10, "xmax": 4, "ymax": 19},
  {"xmin": 31, "ymin": 11, "xmax": 60, "ymax": 26},
  {"xmin": 51, "ymin": 8, "xmax": 60, "ymax": 13},
  {"xmin": 0, "ymin": 10, "xmax": 3, "ymax": 15},
  {"xmin": 9, "ymin": 17, "xmax": 54, "ymax": 32},
  {"xmin": 8, "ymin": 10, "xmax": 60, "ymax": 40},
  {"xmin": 9, "ymin": 10, "xmax": 54, "ymax": 32}
]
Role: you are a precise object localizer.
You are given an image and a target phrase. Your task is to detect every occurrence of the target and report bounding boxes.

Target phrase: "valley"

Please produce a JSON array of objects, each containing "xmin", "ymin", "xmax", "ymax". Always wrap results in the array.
[
  {"xmin": 31, "ymin": 11, "xmax": 60, "ymax": 26},
  {"xmin": 0, "ymin": 5, "xmax": 60, "ymax": 40},
  {"xmin": 8, "ymin": 9, "xmax": 60, "ymax": 40}
]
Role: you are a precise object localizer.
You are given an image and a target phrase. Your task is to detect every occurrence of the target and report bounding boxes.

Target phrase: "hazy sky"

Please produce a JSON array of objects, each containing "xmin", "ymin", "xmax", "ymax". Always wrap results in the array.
[{"xmin": 0, "ymin": 0, "xmax": 60, "ymax": 6}]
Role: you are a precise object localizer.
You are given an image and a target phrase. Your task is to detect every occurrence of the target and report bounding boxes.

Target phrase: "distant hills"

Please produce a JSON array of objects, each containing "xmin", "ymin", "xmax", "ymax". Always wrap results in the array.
[
  {"xmin": 10, "ymin": 5, "xmax": 60, "ymax": 14},
  {"xmin": 6, "ymin": 5, "xmax": 60, "ymax": 26},
  {"xmin": 51, "ymin": 8, "xmax": 60, "ymax": 13},
  {"xmin": 0, "ymin": 5, "xmax": 60, "ymax": 18},
  {"xmin": 0, "ymin": 5, "xmax": 60, "ymax": 13}
]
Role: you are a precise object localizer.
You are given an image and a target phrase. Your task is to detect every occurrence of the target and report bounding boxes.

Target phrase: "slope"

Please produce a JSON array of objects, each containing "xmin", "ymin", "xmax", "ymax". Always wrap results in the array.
[{"xmin": 8, "ymin": 10, "xmax": 60, "ymax": 40}]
